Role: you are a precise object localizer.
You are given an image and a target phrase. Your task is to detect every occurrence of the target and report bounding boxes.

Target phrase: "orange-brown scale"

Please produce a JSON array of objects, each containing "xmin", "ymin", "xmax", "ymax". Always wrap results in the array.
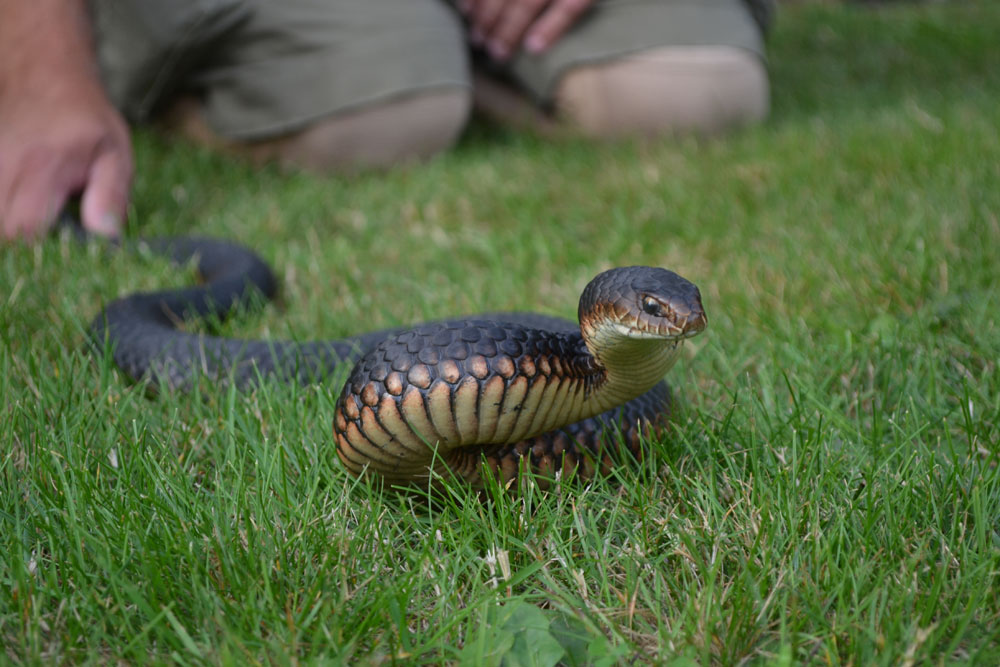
[{"xmin": 334, "ymin": 320, "xmax": 600, "ymax": 483}]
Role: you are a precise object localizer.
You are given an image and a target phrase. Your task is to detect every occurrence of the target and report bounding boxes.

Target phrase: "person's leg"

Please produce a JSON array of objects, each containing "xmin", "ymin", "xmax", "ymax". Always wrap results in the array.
[
  {"xmin": 487, "ymin": 0, "xmax": 771, "ymax": 137},
  {"xmin": 93, "ymin": 0, "xmax": 473, "ymax": 171},
  {"xmin": 166, "ymin": 88, "xmax": 472, "ymax": 171},
  {"xmin": 555, "ymin": 46, "xmax": 768, "ymax": 137},
  {"xmin": 268, "ymin": 89, "xmax": 471, "ymax": 170}
]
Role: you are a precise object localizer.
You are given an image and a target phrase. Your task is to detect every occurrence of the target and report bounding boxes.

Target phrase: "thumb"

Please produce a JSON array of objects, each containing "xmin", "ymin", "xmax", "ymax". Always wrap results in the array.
[{"xmin": 80, "ymin": 149, "xmax": 132, "ymax": 238}]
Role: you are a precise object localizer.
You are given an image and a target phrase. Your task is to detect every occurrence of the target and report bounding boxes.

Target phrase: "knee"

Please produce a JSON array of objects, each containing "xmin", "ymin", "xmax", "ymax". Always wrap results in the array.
[
  {"xmin": 247, "ymin": 88, "xmax": 472, "ymax": 171},
  {"xmin": 554, "ymin": 46, "xmax": 769, "ymax": 138}
]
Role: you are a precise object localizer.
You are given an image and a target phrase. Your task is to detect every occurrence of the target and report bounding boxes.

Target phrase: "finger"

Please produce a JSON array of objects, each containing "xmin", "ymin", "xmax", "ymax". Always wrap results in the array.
[
  {"xmin": 468, "ymin": 0, "xmax": 505, "ymax": 46},
  {"xmin": 487, "ymin": 0, "xmax": 551, "ymax": 61},
  {"xmin": 0, "ymin": 168, "xmax": 14, "ymax": 240},
  {"xmin": 2, "ymin": 164, "xmax": 69, "ymax": 241},
  {"xmin": 80, "ymin": 148, "xmax": 131, "ymax": 239},
  {"xmin": 524, "ymin": 0, "xmax": 593, "ymax": 54}
]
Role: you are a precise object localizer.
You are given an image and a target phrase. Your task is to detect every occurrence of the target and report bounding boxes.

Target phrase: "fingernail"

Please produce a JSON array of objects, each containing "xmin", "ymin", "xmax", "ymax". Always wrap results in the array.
[
  {"xmin": 488, "ymin": 40, "xmax": 509, "ymax": 61},
  {"xmin": 95, "ymin": 212, "xmax": 122, "ymax": 237},
  {"xmin": 525, "ymin": 34, "xmax": 546, "ymax": 54}
]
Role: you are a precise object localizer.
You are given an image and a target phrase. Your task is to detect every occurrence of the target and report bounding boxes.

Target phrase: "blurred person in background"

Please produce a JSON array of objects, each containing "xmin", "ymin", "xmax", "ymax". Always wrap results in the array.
[{"xmin": 0, "ymin": 0, "xmax": 773, "ymax": 240}]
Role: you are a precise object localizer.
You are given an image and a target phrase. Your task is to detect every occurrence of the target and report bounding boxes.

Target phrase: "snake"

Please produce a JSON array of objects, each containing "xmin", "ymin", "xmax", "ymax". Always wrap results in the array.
[{"xmin": 90, "ymin": 237, "xmax": 706, "ymax": 487}]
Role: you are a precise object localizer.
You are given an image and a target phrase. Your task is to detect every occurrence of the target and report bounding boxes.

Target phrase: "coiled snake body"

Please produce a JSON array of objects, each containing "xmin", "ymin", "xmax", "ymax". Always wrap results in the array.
[{"xmin": 92, "ymin": 238, "xmax": 706, "ymax": 487}]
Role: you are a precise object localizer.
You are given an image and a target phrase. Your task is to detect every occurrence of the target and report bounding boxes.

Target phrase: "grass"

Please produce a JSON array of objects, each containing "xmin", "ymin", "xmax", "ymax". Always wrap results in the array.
[{"xmin": 2, "ymin": 1, "xmax": 1000, "ymax": 663}]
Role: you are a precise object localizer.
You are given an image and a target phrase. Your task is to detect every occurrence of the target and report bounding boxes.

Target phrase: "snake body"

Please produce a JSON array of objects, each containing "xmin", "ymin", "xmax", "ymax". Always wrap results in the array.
[{"xmin": 91, "ymin": 237, "xmax": 706, "ymax": 487}]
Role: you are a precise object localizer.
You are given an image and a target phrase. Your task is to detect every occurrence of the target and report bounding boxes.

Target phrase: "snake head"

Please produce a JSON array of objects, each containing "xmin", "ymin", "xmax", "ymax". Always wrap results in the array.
[
  {"xmin": 579, "ymin": 266, "xmax": 707, "ymax": 342},
  {"xmin": 633, "ymin": 270, "xmax": 707, "ymax": 339}
]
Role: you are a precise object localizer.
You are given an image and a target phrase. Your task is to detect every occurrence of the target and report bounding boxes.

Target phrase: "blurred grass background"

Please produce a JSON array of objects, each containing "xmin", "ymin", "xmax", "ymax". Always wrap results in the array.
[{"xmin": 2, "ymin": 1, "xmax": 999, "ymax": 663}]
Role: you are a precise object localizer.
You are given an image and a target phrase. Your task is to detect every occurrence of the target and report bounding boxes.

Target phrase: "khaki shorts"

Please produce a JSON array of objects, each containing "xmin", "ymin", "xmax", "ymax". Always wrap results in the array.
[{"xmin": 92, "ymin": 0, "xmax": 770, "ymax": 140}]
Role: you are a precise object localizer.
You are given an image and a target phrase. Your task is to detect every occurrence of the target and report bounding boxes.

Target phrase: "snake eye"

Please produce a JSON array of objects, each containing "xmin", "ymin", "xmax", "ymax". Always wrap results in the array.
[{"xmin": 641, "ymin": 296, "xmax": 662, "ymax": 317}]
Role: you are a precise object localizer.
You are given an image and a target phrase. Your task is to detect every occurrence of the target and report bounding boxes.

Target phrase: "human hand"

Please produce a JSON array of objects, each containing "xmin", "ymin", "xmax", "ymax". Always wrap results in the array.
[
  {"xmin": 0, "ymin": 86, "xmax": 133, "ymax": 241},
  {"xmin": 0, "ymin": 1, "xmax": 133, "ymax": 241},
  {"xmin": 459, "ymin": 0, "xmax": 596, "ymax": 62}
]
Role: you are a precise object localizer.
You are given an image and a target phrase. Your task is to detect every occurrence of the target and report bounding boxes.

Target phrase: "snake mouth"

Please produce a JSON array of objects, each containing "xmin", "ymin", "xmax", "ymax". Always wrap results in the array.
[
  {"xmin": 606, "ymin": 325, "xmax": 690, "ymax": 344},
  {"xmin": 609, "ymin": 316, "xmax": 707, "ymax": 341}
]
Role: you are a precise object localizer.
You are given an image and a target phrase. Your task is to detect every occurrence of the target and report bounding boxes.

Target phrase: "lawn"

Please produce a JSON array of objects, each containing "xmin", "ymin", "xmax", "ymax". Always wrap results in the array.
[{"xmin": 2, "ymin": 1, "xmax": 999, "ymax": 663}]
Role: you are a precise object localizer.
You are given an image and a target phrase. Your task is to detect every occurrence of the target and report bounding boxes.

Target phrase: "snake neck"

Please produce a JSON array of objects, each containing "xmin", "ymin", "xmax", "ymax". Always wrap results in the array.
[{"xmin": 577, "ymin": 320, "xmax": 684, "ymax": 416}]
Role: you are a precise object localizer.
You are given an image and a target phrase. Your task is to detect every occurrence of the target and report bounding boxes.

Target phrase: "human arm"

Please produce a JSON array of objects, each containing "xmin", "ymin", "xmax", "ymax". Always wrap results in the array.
[{"xmin": 0, "ymin": 0, "xmax": 132, "ymax": 240}]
